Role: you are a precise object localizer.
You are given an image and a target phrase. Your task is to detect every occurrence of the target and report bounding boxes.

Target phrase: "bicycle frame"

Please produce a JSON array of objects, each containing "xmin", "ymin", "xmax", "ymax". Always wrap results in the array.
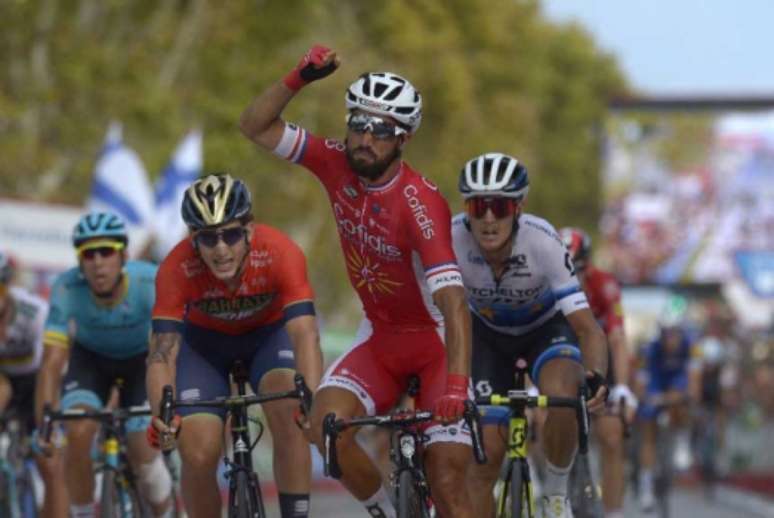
[{"xmin": 160, "ymin": 362, "xmax": 312, "ymax": 518}]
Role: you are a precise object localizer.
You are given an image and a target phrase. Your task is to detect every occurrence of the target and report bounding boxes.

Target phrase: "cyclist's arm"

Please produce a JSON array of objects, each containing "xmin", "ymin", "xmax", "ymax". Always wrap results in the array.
[
  {"xmin": 146, "ymin": 331, "xmax": 181, "ymax": 416},
  {"xmin": 609, "ymin": 326, "xmax": 631, "ymax": 387},
  {"xmin": 239, "ymin": 81, "xmax": 295, "ymax": 150},
  {"xmin": 285, "ymin": 314, "xmax": 323, "ymax": 391},
  {"xmin": 566, "ymin": 307, "xmax": 608, "ymax": 378},
  {"xmin": 34, "ymin": 344, "xmax": 68, "ymax": 426},
  {"xmin": 433, "ymin": 285, "xmax": 472, "ymax": 378}
]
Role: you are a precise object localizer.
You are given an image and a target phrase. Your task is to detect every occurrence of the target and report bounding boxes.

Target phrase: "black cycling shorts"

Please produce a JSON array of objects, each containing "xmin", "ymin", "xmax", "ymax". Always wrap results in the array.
[
  {"xmin": 471, "ymin": 312, "xmax": 578, "ymax": 398},
  {"xmin": 6, "ymin": 372, "xmax": 37, "ymax": 431},
  {"xmin": 60, "ymin": 344, "xmax": 149, "ymax": 432}
]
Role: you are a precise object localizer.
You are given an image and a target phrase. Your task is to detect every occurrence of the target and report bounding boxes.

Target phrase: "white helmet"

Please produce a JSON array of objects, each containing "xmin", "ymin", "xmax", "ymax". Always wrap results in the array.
[
  {"xmin": 458, "ymin": 153, "xmax": 530, "ymax": 199},
  {"xmin": 345, "ymin": 72, "xmax": 422, "ymax": 133}
]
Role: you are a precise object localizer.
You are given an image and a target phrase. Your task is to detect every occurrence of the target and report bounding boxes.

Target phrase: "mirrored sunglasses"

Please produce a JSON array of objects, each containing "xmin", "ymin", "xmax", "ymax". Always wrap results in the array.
[
  {"xmin": 466, "ymin": 197, "xmax": 519, "ymax": 219},
  {"xmin": 346, "ymin": 113, "xmax": 406, "ymax": 140},
  {"xmin": 80, "ymin": 244, "xmax": 123, "ymax": 260},
  {"xmin": 195, "ymin": 226, "xmax": 246, "ymax": 248}
]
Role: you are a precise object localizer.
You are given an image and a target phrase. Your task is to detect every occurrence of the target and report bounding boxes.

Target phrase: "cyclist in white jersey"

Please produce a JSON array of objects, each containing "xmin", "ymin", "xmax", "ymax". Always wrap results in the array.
[
  {"xmin": 0, "ymin": 251, "xmax": 68, "ymax": 518},
  {"xmin": 452, "ymin": 153, "xmax": 608, "ymax": 518}
]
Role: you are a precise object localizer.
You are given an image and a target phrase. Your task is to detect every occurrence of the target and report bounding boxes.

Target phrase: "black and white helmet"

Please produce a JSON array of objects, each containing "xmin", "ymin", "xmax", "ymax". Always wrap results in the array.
[
  {"xmin": 345, "ymin": 72, "xmax": 422, "ymax": 133},
  {"xmin": 458, "ymin": 153, "xmax": 529, "ymax": 200}
]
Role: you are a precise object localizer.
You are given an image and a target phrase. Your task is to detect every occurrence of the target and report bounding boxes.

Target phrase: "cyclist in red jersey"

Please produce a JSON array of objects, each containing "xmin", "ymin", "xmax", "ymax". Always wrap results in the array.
[
  {"xmin": 560, "ymin": 227, "xmax": 637, "ymax": 518},
  {"xmin": 239, "ymin": 45, "xmax": 476, "ymax": 518},
  {"xmin": 146, "ymin": 174, "xmax": 323, "ymax": 518}
]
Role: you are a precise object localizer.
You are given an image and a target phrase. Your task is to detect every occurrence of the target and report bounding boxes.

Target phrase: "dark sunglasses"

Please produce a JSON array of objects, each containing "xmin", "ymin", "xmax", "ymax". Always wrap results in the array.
[
  {"xmin": 195, "ymin": 226, "xmax": 246, "ymax": 248},
  {"xmin": 346, "ymin": 113, "xmax": 406, "ymax": 140},
  {"xmin": 80, "ymin": 246, "xmax": 121, "ymax": 260},
  {"xmin": 466, "ymin": 197, "xmax": 519, "ymax": 219}
]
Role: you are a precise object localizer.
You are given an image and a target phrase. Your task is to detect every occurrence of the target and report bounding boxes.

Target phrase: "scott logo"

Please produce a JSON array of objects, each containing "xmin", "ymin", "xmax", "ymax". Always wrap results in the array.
[{"xmin": 403, "ymin": 185, "xmax": 435, "ymax": 239}]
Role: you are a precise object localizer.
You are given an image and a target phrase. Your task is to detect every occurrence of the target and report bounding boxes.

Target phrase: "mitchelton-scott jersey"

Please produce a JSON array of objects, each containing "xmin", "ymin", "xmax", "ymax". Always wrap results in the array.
[
  {"xmin": 0, "ymin": 287, "xmax": 47, "ymax": 376},
  {"xmin": 273, "ymin": 123, "xmax": 463, "ymax": 331},
  {"xmin": 452, "ymin": 213, "xmax": 589, "ymax": 336}
]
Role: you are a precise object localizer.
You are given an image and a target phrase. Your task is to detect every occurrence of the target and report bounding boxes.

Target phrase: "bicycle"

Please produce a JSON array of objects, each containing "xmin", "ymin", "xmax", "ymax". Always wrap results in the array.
[
  {"xmin": 159, "ymin": 360, "xmax": 313, "ymax": 518},
  {"xmin": 322, "ymin": 377, "xmax": 486, "ymax": 518},
  {"xmin": 475, "ymin": 358, "xmax": 596, "ymax": 518},
  {"xmin": 41, "ymin": 402, "xmax": 153, "ymax": 517},
  {"xmin": 0, "ymin": 411, "xmax": 38, "ymax": 518}
]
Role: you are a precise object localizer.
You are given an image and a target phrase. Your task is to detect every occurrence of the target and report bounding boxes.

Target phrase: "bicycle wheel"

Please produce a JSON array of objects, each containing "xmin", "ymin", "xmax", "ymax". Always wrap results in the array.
[
  {"xmin": 16, "ymin": 464, "xmax": 37, "ymax": 518},
  {"xmin": 568, "ymin": 453, "xmax": 603, "ymax": 518},
  {"xmin": 396, "ymin": 469, "xmax": 430, "ymax": 518},
  {"xmin": 229, "ymin": 471, "xmax": 264, "ymax": 518},
  {"xmin": 100, "ymin": 470, "xmax": 143, "ymax": 518},
  {"xmin": 0, "ymin": 469, "xmax": 14, "ymax": 518}
]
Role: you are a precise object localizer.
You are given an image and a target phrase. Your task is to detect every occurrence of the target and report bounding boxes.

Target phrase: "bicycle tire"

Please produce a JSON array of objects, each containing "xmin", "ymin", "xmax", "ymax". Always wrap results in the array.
[
  {"xmin": 509, "ymin": 461, "xmax": 531, "ymax": 518},
  {"xmin": 99, "ymin": 469, "xmax": 144, "ymax": 518},
  {"xmin": 16, "ymin": 465, "xmax": 37, "ymax": 518},
  {"xmin": 229, "ymin": 470, "xmax": 264, "ymax": 518},
  {"xmin": 396, "ymin": 469, "xmax": 428, "ymax": 518},
  {"xmin": 568, "ymin": 453, "xmax": 603, "ymax": 518},
  {"xmin": 0, "ymin": 469, "xmax": 14, "ymax": 518}
]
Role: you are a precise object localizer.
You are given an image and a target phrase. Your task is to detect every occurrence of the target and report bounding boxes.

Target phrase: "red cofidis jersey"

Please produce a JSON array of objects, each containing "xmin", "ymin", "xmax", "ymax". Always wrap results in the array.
[
  {"xmin": 152, "ymin": 224, "xmax": 315, "ymax": 335},
  {"xmin": 583, "ymin": 265, "xmax": 624, "ymax": 335},
  {"xmin": 273, "ymin": 124, "xmax": 463, "ymax": 331}
]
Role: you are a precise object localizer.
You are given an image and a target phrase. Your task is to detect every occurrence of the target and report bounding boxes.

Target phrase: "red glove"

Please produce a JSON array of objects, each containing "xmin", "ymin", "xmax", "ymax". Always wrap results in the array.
[
  {"xmin": 146, "ymin": 415, "xmax": 182, "ymax": 450},
  {"xmin": 283, "ymin": 44, "xmax": 338, "ymax": 91},
  {"xmin": 433, "ymin": 374, "xmax": 469, "ymax": 423}
]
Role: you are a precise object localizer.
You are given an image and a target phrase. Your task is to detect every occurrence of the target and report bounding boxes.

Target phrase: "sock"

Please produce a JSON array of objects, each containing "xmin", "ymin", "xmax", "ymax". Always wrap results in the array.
[
  {"xmin": 70, "ymin": 503, "xmax": 96, "ymax": 518},
  {"xmin": 640, "ymin": 468, "xmax": 654, "ymax": 495},
  {"xmin": 361, "ymin": 486, "xmax": 396, "ymax": 518},
  {"xmin": 543, "ymin": 459, "xmax": 572, "ymax": 496},
  {"xmin": 606, "ymin": 511, "xmax": 624, "ymax": 518},
  {"xmin": 278, "ymin": 492, "xmax": 310, "ymax": 518}
]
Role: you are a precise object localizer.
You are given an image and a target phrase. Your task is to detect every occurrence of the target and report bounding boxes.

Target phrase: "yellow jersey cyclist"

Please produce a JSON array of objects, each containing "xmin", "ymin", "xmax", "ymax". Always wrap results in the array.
[
  {"xmin": 146, "ymin": 174, "xmax": 323, "ymax": 518},
  {"xmin": 452, "ymin": 153, "xmax": 608, "ymax": 518},
  {"xmin": 35, "ymin": 212, "xmax": 173, "ymax": 518}
]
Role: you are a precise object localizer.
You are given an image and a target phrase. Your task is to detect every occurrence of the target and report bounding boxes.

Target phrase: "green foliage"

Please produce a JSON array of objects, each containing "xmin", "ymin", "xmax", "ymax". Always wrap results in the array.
[{"xmin": 0, "ymin": 0, "xmax": 626, "ymax": 326}]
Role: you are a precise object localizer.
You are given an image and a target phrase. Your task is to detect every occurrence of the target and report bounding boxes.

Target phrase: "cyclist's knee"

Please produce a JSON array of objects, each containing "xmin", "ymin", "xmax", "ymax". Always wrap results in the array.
[
  {"xmin": 537, "ymin": 358, "xmax": 583, "ymax": 397},
  {"xmin": 596, "ymin": 419, "xmax": 623, "ymax": 453},
  {"xmin": 136, "ymin": 455, "xmax": 172, "ymax": 505},
  {"xmin": 65, "ymin": 418, "xmax": 98, "ymax": 450},
  {"xmin": 426, "ymin": 443, "xmax": 469, "ymax": 491}
]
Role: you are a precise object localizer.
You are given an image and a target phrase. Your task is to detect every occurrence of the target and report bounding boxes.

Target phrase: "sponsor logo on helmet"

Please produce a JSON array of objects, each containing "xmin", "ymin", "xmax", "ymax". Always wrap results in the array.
[
  {"xmin": 358, "ymin": 98, "xmax": 391, "ymax": 111},
  {"xmin": 403, "ymin": 185, "xmax": 435, "ymax": 239},
  {"xmin": 333, "ymin": 203, "xmax": 401, "ymax": 259}
]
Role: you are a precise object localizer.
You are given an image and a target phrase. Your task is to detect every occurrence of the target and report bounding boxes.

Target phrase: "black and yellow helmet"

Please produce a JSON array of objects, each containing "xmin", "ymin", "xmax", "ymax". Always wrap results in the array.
[{"xmin": 181, "ymin": 173, "xmax": 252, "ymax": 230}]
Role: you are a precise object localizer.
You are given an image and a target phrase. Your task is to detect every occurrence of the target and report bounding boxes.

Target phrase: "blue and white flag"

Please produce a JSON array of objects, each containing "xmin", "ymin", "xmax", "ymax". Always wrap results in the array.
[
  {"xmin": 88, "ymin": 121, "xmax": 155, "ymax": 257},
  {"xmin": 152, "ymin": 129, "xmax": 202, "ymax": 259}
]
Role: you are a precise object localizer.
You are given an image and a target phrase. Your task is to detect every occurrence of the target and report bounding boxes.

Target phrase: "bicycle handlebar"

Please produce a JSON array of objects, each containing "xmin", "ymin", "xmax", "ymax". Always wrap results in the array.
[
  {"xmin": 475, "ymin": 391, "xmax": 579, "ymax": 409},
  {"xmin": 322, "ymin": 402, "xmax": 487, "ymax": 480},
  {"xmin": 41, "ymin": 403, "xmax": 152, "ymax": 442}
]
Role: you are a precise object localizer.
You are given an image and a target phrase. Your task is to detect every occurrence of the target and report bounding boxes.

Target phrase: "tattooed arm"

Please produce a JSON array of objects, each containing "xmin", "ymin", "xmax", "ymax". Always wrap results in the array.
[{"xmin": 146, "ymin": 332, "xmax": 181, "ymax": 416}]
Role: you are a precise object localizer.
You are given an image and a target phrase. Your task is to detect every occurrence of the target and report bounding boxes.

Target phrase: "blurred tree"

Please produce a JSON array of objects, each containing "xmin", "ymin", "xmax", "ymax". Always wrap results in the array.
[{"xmin": 0, "ymin": 0, "xmax": 626, "ymax": 326}]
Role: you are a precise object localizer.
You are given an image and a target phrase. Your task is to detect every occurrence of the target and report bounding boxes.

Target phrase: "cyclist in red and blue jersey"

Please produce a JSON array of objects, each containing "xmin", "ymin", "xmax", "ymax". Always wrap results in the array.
[
  {"xmin": 240, "ymin": 45, "xmax": 476, "ymax": 518},
  {"xmin": 146, "ymin": 174, "xmax": 322, "ymax": 518}
]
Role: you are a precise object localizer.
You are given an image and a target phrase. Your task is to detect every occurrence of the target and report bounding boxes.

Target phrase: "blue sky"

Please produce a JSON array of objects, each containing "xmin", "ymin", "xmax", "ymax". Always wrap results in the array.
[{"xmin": 541, "ymin": 0, "xmax": 774, "ymax": 95}]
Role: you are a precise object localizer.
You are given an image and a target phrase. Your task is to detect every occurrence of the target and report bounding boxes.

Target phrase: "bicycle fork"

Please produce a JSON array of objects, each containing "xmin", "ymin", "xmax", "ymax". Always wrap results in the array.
[
  {"xmin": 104, "ymin": 436, "xmax": 134, "ymax": 515},
  {"xmin": 500, "ymin": 416, "xmax": 534, "ymax": 518}
]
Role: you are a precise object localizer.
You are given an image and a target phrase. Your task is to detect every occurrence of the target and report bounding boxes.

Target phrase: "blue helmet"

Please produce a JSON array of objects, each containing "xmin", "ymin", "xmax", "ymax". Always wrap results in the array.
[{"xmin": 72, "ymin": 211, "xmax": 128, "ymax": 247}]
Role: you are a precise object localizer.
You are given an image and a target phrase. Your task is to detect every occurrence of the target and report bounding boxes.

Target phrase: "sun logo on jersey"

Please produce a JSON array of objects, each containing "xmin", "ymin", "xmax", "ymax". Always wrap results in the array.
[{"xmin": 345, "ymin": 245, "xmax": 402, "ymax": 296}]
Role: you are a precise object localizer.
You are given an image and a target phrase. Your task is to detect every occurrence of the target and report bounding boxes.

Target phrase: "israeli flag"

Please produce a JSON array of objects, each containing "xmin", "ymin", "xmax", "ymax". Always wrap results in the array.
[
  {"xmin": 152, "ymin": 129, "xmax": 202, "ymax": 259},
  {"xmin": 88, "ymin": 122, "xmax": 155, "ymax": 258}
]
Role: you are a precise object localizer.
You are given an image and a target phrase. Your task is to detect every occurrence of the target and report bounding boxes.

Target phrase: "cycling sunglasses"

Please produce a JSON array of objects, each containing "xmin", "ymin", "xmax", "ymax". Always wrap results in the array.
[
  {"xmin": 466, "ymin": 197, "xmax": 520, "ymax": 219},
  {"xmin": 79, "ymin": 242, "xmax": 125, "ymax": 260},
  {"xmin": 195, "ymin": 226, "xmax": 247, "ymax": 248},
  {"xmin": 346, "ymin": 113, "xmax": 407, "ymax": 140}
]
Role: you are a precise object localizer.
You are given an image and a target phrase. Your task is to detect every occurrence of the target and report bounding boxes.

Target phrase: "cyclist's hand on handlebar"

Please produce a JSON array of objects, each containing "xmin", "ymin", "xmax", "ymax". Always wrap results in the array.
[
  {"xmin": 31, "ymin": 428, "xmax": 56, "ymax": 457},
  {"xmin": 147, "ymin": 415, "xmax": 181, "ymax": 451},
  {"xmin": 283, "ymin": 44, "xmax": 340, "ymax": 91},
  {"xmin": 433, "ymin": 374, "xmax": 469, "ymax": 424},
  {"xmin": 585, "ymin": 370, "xmax": 608, "ymax": 414},
  {"xmin": 610, "ymin": 383, "xmax": 638, "ymax": 422}
]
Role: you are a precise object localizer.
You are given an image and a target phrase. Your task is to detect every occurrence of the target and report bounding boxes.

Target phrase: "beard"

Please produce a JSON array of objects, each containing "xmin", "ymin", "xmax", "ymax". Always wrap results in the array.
[{"xmin": 345, "ymin": 140, "xmax": 402, "ymax": 182}]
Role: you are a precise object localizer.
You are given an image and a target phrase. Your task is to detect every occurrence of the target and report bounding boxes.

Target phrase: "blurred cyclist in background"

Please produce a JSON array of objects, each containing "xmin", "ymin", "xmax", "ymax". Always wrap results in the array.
[
  {"xmin": 635, "ymin": 295, "xmax": 701, "ymax": 512},
  {"xmin": 0, "ymin": 251, "xmax": 68, "ymax": 518},
  {"xmin": 560, "ymin": 227, "xmax": 637, "ymax": 518},
  {"xmin": 36, "ymin": 212, "xmax": 173, "ymax": 518},
  {"xmin": 454, "ymin": 154, "xmax": 609, "ymax": 518}
]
